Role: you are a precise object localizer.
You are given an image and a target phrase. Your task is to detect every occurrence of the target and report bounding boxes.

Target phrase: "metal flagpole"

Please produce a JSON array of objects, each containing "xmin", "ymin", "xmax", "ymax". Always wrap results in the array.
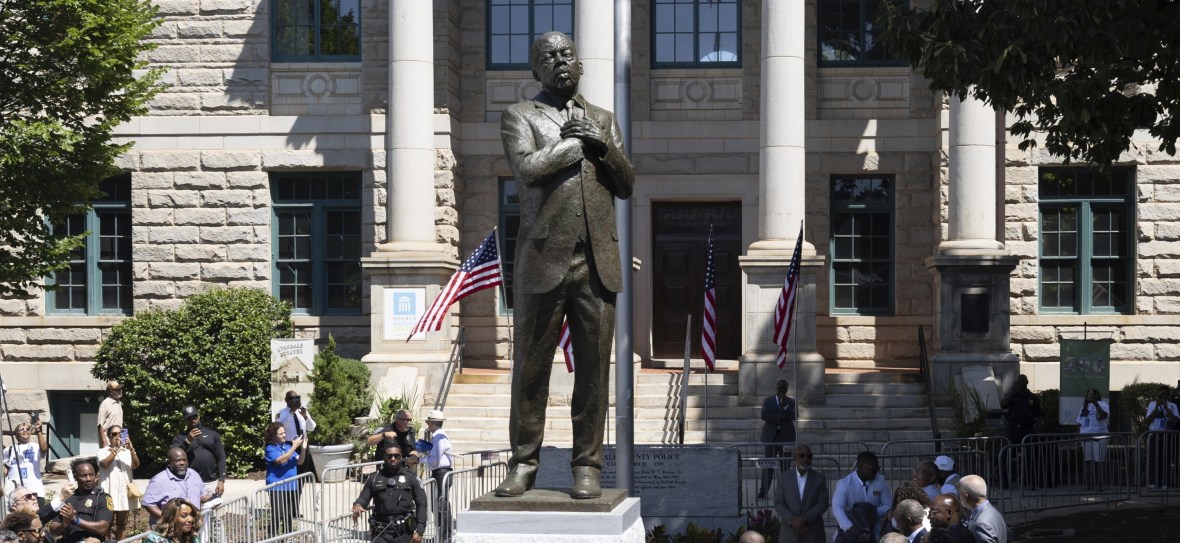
[
  {"xmin": 680, "ymin": 316, "xmax": 691, "ymax": 445},
  {"xmin": 614, "ymin": 0, "xmax": 634, "ymax": 494}
]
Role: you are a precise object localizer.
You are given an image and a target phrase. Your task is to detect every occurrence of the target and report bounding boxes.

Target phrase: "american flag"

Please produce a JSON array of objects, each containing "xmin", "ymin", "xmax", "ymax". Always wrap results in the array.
[
  {"xmin": 772, "ymin": 225, "xmax": 804, "ymax": 369},
  {"xmin": 701, "ymin": 230, "xmax": 717, "ymax": 371},
  {"xmin": 559, "ymin": 318, "xmax": 575, "ymax": 373},
  {"xmin": 407, "ymin": 230, "xmax": 503, "ymax": 341}
]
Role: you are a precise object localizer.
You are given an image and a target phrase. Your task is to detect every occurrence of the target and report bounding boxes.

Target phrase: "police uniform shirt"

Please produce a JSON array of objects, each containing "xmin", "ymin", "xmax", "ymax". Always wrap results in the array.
[
  {"xmin": 354, "ymin": 466, "xmax": 428, "ymax": 535},
  {"xmin": 59, "ymin": 487, "xmax": 114, "ymax": 543}
]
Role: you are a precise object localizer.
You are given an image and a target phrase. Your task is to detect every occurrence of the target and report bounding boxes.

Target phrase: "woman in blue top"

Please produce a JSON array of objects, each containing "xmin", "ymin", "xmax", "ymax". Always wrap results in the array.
[{"xmin": 264, "ymin": 422, "xmax": 306, "ymax": 537}]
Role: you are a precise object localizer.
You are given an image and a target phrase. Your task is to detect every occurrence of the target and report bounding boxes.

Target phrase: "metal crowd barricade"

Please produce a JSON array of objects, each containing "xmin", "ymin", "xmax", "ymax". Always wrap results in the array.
[
  {"xmin": 1138, "ymin": 430, "xmax": 1180, "ymax": 502},
  {"xmin": 995, "ymin": 433, "xmax": 1137, "ymax": 517},
  {"xmin": 204, "ymin": 471, "xmax": 317, "ymax": 543},
  {"xmin": 437, "ymin": 461, "xmax": 509, "ymax": 543},
  {"xmin": 117, "ymin": 533, "xmax": 150, "ymax": 543},
  {"xmin": 257, "ymin": 529, "xmax": 317, "ymax": 543},
  {"xmin": 317, "ymin": 461, "xmax": 381, "ymax": 543},
  {"xmin": 451, "ymin": 448, "xmax": 511, "ymax": 470},
  {"xmin": 878, "ymin": 450, "xmax": 991, "ymax": 493}
]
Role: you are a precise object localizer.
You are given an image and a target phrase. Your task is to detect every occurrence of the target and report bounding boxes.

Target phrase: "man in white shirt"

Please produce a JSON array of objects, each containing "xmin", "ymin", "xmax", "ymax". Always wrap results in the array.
[
  {"xmin": 275, "ymin": 390, "xmax": 317, "ymax": 444},
  {"xmin": 832, "ymin": 451, "xmax": 891, "ymax": 542},
  {"xmin": 97, "ymin": 381, "xmax": 124, "ymax": 448},
  {"xmin": 935, "ymin": 455, "xmax": 960, "ymax": 497},
  {"xmin": 424, "ymin": 410, "xmax": 453, "ymax": 490}
]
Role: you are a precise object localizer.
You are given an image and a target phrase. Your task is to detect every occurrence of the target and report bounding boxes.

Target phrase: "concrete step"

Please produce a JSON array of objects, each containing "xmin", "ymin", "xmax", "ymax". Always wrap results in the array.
[
  {"xmin": 824, "ymin": 372, "xmax": 922, "ymax": 384},
  {"xmin": 823, "ymin": 394, "xmax": 933, "ymax": 408},
  {"xmin": 798, "ymin": 406, "xmax": 952, "ymax": 419},
  {"xmin": 826, "ymin": 382, "xmax": 929, "ymax": 395},
  {"xmin": 635, "ymin": 372, "xmax": 740, "ymax": 385},
  {"xmin": 634, "ymin": 383, "xmax": 739, "ymax": 395},
  {"xmin": 453, "ymin": 373, "xmax": 510, "ymax": 384}
]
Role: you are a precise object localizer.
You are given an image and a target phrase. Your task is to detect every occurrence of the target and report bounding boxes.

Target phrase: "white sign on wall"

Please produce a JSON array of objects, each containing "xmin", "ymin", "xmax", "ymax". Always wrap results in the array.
[{"xmin": 384, "ymin": 287, "xmax": 427, "ymax": 341}]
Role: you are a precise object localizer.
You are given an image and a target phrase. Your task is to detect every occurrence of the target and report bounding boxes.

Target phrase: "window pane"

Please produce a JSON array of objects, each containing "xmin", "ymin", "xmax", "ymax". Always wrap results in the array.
[{"xmin": 655, "ymin": 4, "xmax": 675, "ymax": 33}]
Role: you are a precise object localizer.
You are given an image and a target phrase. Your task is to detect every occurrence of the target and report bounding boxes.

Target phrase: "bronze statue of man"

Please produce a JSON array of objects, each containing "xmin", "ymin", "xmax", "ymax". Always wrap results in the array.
[{"xmin": 494, "ymin": 31, "xmax": 634, "ymax": 499}]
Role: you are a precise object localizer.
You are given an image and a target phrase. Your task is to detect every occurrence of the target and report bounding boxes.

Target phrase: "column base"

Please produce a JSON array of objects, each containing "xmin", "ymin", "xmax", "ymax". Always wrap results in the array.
[{"xmin": 458, "ymin": 493, "xmax": 643, "ymax": 543}]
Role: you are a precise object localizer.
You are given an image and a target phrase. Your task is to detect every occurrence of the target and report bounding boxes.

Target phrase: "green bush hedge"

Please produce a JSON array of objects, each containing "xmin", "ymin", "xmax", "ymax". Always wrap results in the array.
[
  {"xmin": 308, "ymin": 335, "xmax": 373, "ymax": 445},
  {"xmin": 1119, "ymin": 382, "xmax": 1171, "ymax": 434},
  {"xmin": 91, "ymin": 287, "xmax": 293, "ymax": 476}
]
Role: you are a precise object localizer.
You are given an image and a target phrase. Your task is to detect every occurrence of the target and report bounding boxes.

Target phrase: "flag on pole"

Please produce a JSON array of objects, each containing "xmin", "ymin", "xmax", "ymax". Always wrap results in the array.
[
  {"xmin": 559, "ymin": 318, "xmax": 575, "ymax": 373},
  {"xmin": 773, "ymin": 225, "xmax": 804, "ymax": 369},
  {"xmin": 701, "ymin": 229, "xmax": 717, "ymax": 371},
  {"xmin": 407, "ymin": 230, "xmax": 503, "ymax": 341}
]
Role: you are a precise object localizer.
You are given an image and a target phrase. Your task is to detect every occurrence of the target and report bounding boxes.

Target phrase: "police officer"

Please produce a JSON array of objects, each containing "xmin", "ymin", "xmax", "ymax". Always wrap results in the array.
[
  {"xmin": 49, "ymin": 457, "xmax": 112, "ymax": 543},
  {"xmin": 352, "ymin": 445, "xmax": 427, "ymax": 543}
]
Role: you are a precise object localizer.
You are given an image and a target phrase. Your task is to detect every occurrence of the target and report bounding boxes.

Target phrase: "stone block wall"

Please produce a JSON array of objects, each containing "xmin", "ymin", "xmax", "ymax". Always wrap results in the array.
[{"xmin": 1005, "ymin": 138, "xmax": 1180, "ymax": 389}]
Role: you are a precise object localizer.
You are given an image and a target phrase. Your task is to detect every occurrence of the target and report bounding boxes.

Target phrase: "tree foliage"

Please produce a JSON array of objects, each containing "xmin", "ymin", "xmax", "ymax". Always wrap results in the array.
[
  {"xmin": 308, "ymin": 335, "xmax": 374, "ymax": 446},
  {"xmin": 0, "ymin": 0, "xmax": 163, "ymax": 296},
  {"xmin": 879, "ymin": 0, "xmax": 1180, "ymax": 165},
  {"xmin": 91, "ymin": 288, "xmax": 294, "ymax": 476}
]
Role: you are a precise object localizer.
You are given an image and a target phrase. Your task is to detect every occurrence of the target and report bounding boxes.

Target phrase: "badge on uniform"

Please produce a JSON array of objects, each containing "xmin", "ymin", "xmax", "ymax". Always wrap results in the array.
[
  {"xmin": 106, "ymin": 496, "xmax": 114, "ymax": 510},
  {"xmin": 398, "ymin": 475, "xmax": 406, "ymax": 484},
  {"xmin": 84, "ymin": 498, "xmax": 93, "ymax": 508}
]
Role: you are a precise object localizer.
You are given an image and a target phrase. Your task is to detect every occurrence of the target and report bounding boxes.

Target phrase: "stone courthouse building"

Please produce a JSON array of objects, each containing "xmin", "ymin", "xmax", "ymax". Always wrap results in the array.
[{"xmin": 3, "ymin": 0, "xmax": 1179, "ymax": 452}]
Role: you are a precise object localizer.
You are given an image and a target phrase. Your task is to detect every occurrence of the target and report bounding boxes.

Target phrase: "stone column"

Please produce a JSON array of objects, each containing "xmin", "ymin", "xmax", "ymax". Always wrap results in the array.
[
  {"xmin": 739, "ymin": 0, "xmax": 825, "ymax": 406},
  {"xmin": 362, "ymin": 1, "xmax": 457, "ymax": 387},
  {"xmin": 384, "ymin": 0, "xmax": 439, "ymax": 253},
  {"xmin": 574, "ymin": 2, "xmax": 613, "ymax": 107},
  {"xmin": 927, "ymin": 94, "xmax": 1020, "ymax": 394}
]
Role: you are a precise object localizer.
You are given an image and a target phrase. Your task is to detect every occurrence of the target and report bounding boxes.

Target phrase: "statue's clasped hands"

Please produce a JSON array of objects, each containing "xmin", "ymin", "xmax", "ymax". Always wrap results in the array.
[{"xmin": 561, "ymin": 118, "xmax": 606, "ymax": 152}]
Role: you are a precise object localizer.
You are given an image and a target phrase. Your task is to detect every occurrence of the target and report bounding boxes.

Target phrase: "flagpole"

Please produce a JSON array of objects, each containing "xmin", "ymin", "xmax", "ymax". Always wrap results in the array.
[
  {"xmin": 680, "ymin": 315, "xmax": 691, "ymax": 445},
  {"xmin": 614, "ymin": 0, "xmax": 635, "ymax": 495}
]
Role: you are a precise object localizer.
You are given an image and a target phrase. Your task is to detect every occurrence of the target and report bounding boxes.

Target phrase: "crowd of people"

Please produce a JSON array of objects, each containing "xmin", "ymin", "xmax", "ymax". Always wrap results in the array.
[
  {"xmin": 760, "ymin": 378, "xmax": 1180, "ymax": 543},
  {"xmin": 0, "ymin": 381, "xmax": 453, "ymax": 543}
]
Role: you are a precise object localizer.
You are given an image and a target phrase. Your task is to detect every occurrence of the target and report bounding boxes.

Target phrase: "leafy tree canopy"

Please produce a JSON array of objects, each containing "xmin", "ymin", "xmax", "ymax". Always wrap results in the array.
[
  {"xmin": 91, "ymin": 288, "xmax": 294, "ymax": 476},
  {"xmin": 879, "ymin": 0, "xmax": 1180, "ymax": 166},
  {"xmin": 0, "ymin": 0, "xmax": 163, "ymax": 296}
]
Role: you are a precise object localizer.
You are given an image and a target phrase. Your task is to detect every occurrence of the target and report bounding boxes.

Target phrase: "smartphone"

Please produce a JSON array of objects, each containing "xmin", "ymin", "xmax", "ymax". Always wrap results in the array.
[
  {"xmin": 30, "ymin": 412, "xmax": 40, "ymax": 425},
  {"xmin": 120, "ymin": 428, "xmax": 129, "ymax": 441}
]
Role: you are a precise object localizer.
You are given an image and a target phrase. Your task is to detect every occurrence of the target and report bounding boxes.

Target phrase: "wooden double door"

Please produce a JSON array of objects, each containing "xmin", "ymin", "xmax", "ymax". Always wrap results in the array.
[{"xmin": 651, "ymin": 202, "xmax": 742, "ymax": 360}]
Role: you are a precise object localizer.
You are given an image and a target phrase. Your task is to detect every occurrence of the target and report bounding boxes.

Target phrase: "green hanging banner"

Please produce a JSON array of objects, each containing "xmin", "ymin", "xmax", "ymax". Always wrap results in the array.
[{"xmin": 1060, "ymin": 339, "xmax": 1111, "ymax": 426}]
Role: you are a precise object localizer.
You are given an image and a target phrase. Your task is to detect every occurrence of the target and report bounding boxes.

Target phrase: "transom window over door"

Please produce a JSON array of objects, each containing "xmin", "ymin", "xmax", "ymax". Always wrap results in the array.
[
  {"xmin": 652, "ymin": 0, "xmax": 740, "ymax": 67},
  {"xmin": 49, "ymin": 175, "xmax": 133, "ymax": 315},
  {"xmin": 271, "ymin": 172, "xmax": 363, "ymax": 315},
  {"xmin": 1038, "ymin": 168, "xmax": 1134, "ymax": 314},
  {"xmin": 818, "ymin": 0, "xmax": 904, "ymax": 66},
  {"xmin": 273, "ymin": 0, "xmax": 361, "ymax": 61},
  {"xmin": 488, "ymin": 0, "xmax": 574, "ymax": 69},
  {"xmin": 830, "ymin": 176, "xmax": 893, "ymax": 314}
]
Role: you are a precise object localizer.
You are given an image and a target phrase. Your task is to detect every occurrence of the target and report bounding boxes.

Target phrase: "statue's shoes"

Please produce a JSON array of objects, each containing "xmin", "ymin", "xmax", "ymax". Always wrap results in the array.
[
  {"xmin": 493, "ymin": 465, "xmax": 537, "ymax": 497},
  {"xmin": 571, "ymin": 466, "xmax": 602, "ymax": 499}
]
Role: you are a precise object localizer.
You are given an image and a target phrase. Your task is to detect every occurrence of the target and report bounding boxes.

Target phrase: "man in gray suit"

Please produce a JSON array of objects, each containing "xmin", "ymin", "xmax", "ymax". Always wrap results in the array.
[
  {"xmin": 493, "ymin": 31, "xmax": 635, "ymax": 500},
  {"xmin": 759, "ymin": 379, "xmax": 797, "ymax": 498},
  {"xmin": 958, "ymin": 475, "xmax": 1007, "ymax": 543},
  {"xmin": 774, "ymin": 444, "xmax": 828, "ymax": 543}
]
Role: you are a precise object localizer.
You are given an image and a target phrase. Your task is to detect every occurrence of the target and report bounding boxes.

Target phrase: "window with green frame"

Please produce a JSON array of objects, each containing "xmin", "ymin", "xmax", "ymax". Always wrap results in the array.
[
  {"xmin": 817, "ymin": 0, "xmax": 904, "ymax": 66},
  {"xmin": 488, "ymin": 0, "xmax": 574, "ymax": 69},
  {"xmin": 830, "ymin": 175, "xmax": 893, "ymax": 314},
  {"xmin": 498, "ymin": 178, "xmax": 520, "ymax": 313},
  {"xmin": 271, "ymin": 172, "xmax": 362, "ymax": 315},
  {"xmin": 273, "ymin": 0, "xmax": 361, "ymax": 62},
  {"xmin": 1038, "ymin": 168, "xmax": 1134, "ymax": 314},
  {"xmin": 652, "ymin": 0, "xmax": 740, "ymax": 68},
  {"xmin": 49, "ymin": 175, "xmax": 133, "ymax": 315}
]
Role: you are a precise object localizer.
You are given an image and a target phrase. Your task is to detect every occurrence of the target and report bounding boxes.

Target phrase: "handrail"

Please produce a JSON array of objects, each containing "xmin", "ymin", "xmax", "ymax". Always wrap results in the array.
[
  {"xmin": 918, "ymin": 326, "xmax": 942, "ymax": 446},
  {"xmin": 433, "ymin": 326, "xmax": 465, "ymax": 411}
]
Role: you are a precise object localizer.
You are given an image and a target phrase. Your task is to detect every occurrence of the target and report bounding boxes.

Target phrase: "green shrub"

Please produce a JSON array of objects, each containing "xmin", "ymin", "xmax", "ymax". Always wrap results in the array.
[
  {"xmin": 1119, "ymin": 382, "xmax": 1170, "ymax": 434},
  {"xmin": 92, "ymin": 287, "xmax": 293, "ymax": 476},
  {"xmin": 1035, "ymin": 388, "xmax": 1066, "ymax": 433},
  {"xmin": 944, "ymin": 384, "xmax": 988, "ymax": 437},
  {"xmin": 308, "ymin": 335, "xmax": 374, "ymax": 445}
]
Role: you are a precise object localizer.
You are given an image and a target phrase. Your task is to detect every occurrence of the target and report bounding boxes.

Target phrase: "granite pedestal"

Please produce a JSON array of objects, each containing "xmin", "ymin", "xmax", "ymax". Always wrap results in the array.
[{"xmin": 456, "ymin": 489, "xmax": 643, "ymax": 543}]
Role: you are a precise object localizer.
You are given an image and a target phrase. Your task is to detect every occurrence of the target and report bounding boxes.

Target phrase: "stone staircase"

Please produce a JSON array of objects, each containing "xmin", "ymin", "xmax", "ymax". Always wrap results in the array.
[{"xmin": 440, "ymin": 368, "xmax": 954, "ymax": 455}]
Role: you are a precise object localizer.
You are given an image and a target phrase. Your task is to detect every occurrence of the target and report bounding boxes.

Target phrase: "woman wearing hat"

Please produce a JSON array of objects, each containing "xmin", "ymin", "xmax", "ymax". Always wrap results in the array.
[{"xmin": 423, "ymin": 410, "xmax": 453, "ymax": 490}]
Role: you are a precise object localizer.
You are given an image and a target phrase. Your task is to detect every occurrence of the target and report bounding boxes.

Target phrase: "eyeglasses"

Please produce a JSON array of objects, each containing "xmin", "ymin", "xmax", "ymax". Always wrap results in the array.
[
  {"xmin": 384, "ymin": 454, "xmax": 402, "ymax": 459},
  {"xmin": 14, "ymin": 494, "xmax": 38, "ymax": 502},
  {"xmin": 286, "ymin": 396, "xmax": 301, "ymax": 401},
  {"xmin": 15, "ymin": 426, "xmax": 31, "ymax": 433},
  {"xmin": 396, "ymin": 417, "xmax": 412, "ymax": 422}
]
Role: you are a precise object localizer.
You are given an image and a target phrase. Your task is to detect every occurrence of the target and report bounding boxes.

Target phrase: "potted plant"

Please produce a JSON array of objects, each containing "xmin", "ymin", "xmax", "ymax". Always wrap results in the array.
[{"xmin": 308, "ymin": 335, "xmax": 374, "ymax": 481}]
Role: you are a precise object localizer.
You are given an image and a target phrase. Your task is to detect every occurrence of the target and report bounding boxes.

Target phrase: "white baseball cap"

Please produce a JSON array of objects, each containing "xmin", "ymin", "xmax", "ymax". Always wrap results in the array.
[{"xmin": 934, "ymin": 455, "xmax": 955, "ymax": 471}]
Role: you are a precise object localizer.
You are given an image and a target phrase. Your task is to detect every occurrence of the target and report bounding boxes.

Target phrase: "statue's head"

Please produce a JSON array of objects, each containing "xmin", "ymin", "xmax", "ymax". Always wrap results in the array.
[{"xmin": 530, "ymin": 31, "xmax": 581, "ymax": 98}]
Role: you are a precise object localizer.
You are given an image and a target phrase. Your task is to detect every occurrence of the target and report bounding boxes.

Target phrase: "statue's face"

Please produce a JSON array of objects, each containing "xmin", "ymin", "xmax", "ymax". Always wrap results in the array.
[{"xmin": 532, "ymin": 34, "xmax": 581, "ymax": 96}]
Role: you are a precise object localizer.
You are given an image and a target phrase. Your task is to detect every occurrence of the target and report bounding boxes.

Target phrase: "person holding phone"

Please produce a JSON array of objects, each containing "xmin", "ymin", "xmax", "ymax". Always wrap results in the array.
[
  {"xmin": 1076, "ymin": 389, "xmax": 1109, "ymax": 491},
  {"xmin": 1145, "ymin": 387, "xmax": 1180, "ymax": 490},
  {"xmin": 3, "ymin": 419, "xmax": 48, "ymax": 499},
  {"xmin": 97, "ymin": 424, "xmax": 139, "ymax": 540},
  {"xmin": 264, "ymin": 422, "xmax": 306, "ymax": 537},
  {"xmin": 171, "ymin": 405, "xmax": 226, "ymax": 503}
]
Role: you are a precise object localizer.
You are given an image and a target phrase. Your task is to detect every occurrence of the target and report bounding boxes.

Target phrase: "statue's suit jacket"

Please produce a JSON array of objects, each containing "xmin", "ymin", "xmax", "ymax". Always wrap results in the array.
[
  {"xmin": 774, "ymin": 468, "xmax": 829, "ymax": 543},
  {"xmin": 500, "ymin": 91, "xmax": 634, "ymax": 293}
]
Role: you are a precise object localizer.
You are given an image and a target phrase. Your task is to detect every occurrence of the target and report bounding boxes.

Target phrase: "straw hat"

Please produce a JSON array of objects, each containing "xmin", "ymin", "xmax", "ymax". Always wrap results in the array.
[{"xmin": 426, "ymin": 409, "xmax": 446, "ymax": 422}]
